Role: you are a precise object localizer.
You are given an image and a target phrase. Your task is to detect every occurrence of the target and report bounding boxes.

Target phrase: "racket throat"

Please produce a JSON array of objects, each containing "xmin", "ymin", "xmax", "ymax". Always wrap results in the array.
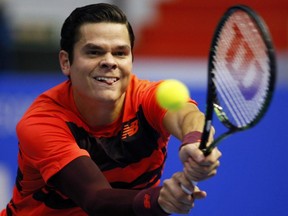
[{"xmin": 204, "ymin": 129, "xmax": 237, "ymax": 156}]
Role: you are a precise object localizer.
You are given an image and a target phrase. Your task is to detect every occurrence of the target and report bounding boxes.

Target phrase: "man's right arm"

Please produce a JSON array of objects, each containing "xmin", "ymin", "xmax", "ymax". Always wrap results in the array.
[{"xmin": 49, "ymin": 156, "xmax": 169, "ymax": 216}]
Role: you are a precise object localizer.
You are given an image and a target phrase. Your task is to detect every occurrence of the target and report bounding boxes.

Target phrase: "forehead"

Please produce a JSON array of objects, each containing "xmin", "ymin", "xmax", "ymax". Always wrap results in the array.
[{"xmin": 77, "ymin": 22, "xmax": 130, "ymax": 45}]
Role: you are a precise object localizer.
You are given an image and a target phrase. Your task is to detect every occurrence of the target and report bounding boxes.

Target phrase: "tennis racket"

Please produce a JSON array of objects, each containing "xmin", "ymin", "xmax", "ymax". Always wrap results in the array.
[
  {"xmin": 181, "ymin": 5, "xmax": 276, "ymax": 194},
  {"xmin": 199, "ymin": 4, "xmax": 276, "ymax": 156}
]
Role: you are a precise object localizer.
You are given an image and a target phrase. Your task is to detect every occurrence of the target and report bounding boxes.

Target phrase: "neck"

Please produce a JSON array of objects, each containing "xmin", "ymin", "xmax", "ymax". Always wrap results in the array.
[{"xmin": 74, "ymin": 93, "xmax": 125, "ymax": 128}]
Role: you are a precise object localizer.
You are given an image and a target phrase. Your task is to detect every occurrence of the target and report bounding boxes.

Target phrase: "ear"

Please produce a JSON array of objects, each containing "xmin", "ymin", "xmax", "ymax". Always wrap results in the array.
[{"xmin": 59, "ymin": 50, "xmax": 71, "ymax": 76}]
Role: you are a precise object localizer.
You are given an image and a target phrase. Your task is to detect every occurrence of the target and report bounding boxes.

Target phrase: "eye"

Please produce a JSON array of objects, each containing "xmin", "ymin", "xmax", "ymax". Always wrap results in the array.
[
  {"xmin": 87, "ymin": 49, "xmax": 103, "ymax": 56},
  {"xmin": 113, "ymin": 48, "xmax": 130, "ymax": 57},
  {"xmin": 114, "ymin": 51, "xmax": 126, "ymax": 56}
]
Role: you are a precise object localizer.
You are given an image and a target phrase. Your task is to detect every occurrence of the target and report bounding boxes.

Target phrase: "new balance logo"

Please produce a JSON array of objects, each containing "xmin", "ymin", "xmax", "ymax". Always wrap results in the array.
[
  {"xmin": 122, "ymin": 119, "xmax": 139, "ymax": 139},
  {"xmin": 144, "ymin": 193, "xmax": 151, "ymax": 209}
]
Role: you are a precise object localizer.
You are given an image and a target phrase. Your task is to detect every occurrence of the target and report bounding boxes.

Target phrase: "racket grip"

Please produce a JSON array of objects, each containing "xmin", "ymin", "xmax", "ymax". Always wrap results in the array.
[
  {"xmin": 191, "ymin": 180, "xmax": 198, "ymax": 186},
  {"xmin": 180, "ymin": 180, "xmax": 198, "ymax": 195}
]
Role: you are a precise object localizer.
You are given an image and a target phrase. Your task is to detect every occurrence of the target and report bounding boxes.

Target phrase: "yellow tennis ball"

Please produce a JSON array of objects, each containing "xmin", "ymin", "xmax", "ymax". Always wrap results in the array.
[{"xmin": 156, "ymin": 79, "xmax": 190, "ymax": 111}]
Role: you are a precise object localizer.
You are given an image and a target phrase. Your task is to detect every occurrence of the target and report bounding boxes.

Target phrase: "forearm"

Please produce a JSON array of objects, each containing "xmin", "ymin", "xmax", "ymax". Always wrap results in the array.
[
  {"xmin": 49, "ymin": 156, "xmax": 168, "ymax": 216},
  {"xmin": 163, "ymin": 102, "xmax": 221, "ymax": 184},
  {"xmin": 163, "ymin": 102, "xmax": 205, "ymax": 140},
  {"xmin": 180, "ymin": 108, "xmax": 205, "ymax": 138},
  {"xmin": 163, "ymin": 102, "xmax": 206, "ymax": 165},
  {"xmin": 83, "ymin": 188, "xmax": 138, "ymax": 215},
  {"xmin": 74, "ymin": 187, "xmax": 166, "ymax": 216}
]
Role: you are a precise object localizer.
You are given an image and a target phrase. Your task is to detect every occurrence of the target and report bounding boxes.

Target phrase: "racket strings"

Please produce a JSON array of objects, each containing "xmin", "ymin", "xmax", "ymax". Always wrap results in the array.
[
  {"xmin": 213, "ymin": 62, "xmax": 252, "ymax": 126},
  {"xmin": 212, "ymin": 11, "xmax": 272, "ymax": 128}
]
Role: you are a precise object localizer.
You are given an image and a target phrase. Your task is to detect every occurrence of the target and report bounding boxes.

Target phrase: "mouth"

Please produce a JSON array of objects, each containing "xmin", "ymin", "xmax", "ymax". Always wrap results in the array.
[{"xmin": 93, "ymin": 76, "xmax": 119, "ymax": 85}]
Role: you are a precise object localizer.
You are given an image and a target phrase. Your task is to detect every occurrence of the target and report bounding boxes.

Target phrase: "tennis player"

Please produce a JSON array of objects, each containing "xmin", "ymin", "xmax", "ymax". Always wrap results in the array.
[{"xmin": 1, "ymin": 3, "xmax": 221, "ymax": 216}]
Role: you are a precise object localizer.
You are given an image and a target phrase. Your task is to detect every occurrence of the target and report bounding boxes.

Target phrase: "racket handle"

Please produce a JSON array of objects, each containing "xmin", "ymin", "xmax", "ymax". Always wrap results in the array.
[
  {"xmin": 181, "ymin": 180, "xmax": 198, "ymax": 195},
  {"xmin": 191, "ymin": 180, "xmax": 198, "ymax": 186}
]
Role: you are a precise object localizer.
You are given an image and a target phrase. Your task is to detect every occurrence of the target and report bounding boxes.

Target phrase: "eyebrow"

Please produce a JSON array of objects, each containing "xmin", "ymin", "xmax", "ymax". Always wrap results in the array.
[{"xmin": 84, "ymin": 43, "xmax": 131, "ymax": 50}]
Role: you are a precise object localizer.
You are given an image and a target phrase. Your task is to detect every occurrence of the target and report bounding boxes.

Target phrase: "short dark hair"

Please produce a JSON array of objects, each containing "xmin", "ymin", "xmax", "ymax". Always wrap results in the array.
[{"xmin": 60, "ymin": 3, "xmax": 135, "ymax": 63}]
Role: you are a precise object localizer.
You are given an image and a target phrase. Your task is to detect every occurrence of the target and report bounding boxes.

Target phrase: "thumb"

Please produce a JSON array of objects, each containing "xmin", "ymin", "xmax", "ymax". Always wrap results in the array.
[
  {"xmin": 193, "ymin": 186, "xmax": 207, "ymax": 200},
  {"xmin": 186, "ymin": 144, "xmax": 205, "ymax": 163},
  {"xmin": 193, "ymin": 190, "xmax": 207, "ymax": 200}
]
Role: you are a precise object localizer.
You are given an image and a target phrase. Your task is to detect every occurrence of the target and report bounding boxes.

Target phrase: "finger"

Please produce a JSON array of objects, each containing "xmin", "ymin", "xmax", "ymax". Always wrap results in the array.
[
  {"xmin": 205, "ymin": 147, "xmax": 222, "ymax": 162},
  {"xmin": 187, "ymin": 149, "xmax": 221, "ymax": 170},
  {"xmin": 209, "ymin": 126, "xmax": 216, "ymax": 138},
  {"xmin": 184, "ymin": 165, "xmax": 219, "ymax": 182},
  {"xmin": 183, "ymin": 161, "xmax": 203, "ymax": 181},
  {"xmin": 160, "ymin": 179, "xmax": 194, "ymax": 214},
  {"xmin": 184, "ymin": 166, "xmax": 210, "ymax": 182},
  {"xmin": 165, "ymin": 173, "xmax": 194, "ymax": 204},
  {"xmin": 183, "ymin": 144, "xmax": 205, "ymax": 163},
  {"xmin": 176, "ymin": 171, "xmax": 195, "ymax": 195},
  {"xmin": 184, "ymin": 159, "xmax": 220, "ymax": 181},
  {"xmin": 181, "ymin": 184, "xmax": 193, "ymax": 195},
  {"xmin": 159, "ymin": 198, "xmax": 192, "ymax": 215}
]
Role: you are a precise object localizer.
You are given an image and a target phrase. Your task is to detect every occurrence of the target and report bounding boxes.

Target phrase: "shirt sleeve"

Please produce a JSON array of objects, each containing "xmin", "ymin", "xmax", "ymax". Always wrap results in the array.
[
  {"xmin": 139, "ymin": 81, "xmax": 169, "ymax": 136},
  {"xmin": 16, "ymin": 115, "xmax": 89, "ymax": 183},
  {"xmin": 140, "ymin": 81, "xmax": 198, "ymax": 137}
]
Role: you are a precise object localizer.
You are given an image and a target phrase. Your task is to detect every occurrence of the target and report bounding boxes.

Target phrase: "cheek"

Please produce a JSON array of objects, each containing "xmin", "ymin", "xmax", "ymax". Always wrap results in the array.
[
  {"xmin": 120, "ymin": 59, "xmax": 132, "ymax": 82},
  {"xmin": 122, "ymin": 56, "xmax": 133, "ymax": 69},
  {"xmin": 70, "ymin": 60, "xmax": 92, "ymax": 78},
  {"xmin": 119, "ymin": 73, "xmax": 131, "ymax": 93},
  {"xmin": 69, "ymin": 64, "xmax": 90, "ymax": 90}
]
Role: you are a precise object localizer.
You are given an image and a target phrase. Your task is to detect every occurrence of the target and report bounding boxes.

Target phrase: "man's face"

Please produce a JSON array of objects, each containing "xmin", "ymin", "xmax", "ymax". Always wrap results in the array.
[{"xmin": 64, "ymin": 22, "xmax": 133, "ymax": 104}]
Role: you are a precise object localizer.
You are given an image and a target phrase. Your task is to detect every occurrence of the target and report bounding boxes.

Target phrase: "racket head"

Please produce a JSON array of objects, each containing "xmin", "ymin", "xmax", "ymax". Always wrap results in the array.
[{"xmin": 200, "ymin": 5, "xmax": 276, "ymax": 153}]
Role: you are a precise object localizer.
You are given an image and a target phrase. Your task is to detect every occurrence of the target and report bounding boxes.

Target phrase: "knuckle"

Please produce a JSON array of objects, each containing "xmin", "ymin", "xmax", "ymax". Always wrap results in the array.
[
  {"xmin": 162, "ymin": 179, "xmax": 171, "ymax": 187},
  {"xmin": 172, "ymin": 172, "xmax": 181, "ymax": 179}
]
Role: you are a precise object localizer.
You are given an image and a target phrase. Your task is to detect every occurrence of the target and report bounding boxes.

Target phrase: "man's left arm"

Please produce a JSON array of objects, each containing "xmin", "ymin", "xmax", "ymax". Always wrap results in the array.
[{"xmin": 162, "ymin": 102, "xmax": 222, "ymax": 182}]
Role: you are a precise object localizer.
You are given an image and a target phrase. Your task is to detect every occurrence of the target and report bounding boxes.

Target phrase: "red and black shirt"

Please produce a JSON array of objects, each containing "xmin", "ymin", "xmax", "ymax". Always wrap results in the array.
[{"xmin": 5, "ymin": 75, "xmax": 181, "ymax": 215}]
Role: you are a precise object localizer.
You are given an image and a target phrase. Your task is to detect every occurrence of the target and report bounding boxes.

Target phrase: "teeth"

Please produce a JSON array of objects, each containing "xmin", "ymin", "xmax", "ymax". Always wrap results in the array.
[
  {"xmin": 96, "ymin": 77, "xmax": 117, "ymax": 81},
  {"xmin": 95, "ymin": 77, "xmax": 118, "ymax": 83}
]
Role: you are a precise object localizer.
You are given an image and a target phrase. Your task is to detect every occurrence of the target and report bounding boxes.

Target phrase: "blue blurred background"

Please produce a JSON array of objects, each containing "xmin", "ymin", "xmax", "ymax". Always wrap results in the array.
[{"xmin": 0, "ymin": 0, "xmax": 287, "ymax": 215}]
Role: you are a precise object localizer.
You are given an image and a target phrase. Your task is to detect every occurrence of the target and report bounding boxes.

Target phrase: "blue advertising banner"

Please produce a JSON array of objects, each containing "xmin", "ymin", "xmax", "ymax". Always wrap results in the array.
[{"xmin": 0, "ymin": 70, "xmax": 287, "ymax": 216}]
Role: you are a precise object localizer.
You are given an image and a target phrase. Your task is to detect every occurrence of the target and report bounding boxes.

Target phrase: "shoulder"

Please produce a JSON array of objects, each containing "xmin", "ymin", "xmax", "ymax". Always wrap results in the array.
[
  {"xmin": 16, "ymin": 80, "xmax": 80, "ymax": 146},
  {"xmin": 18, "ymin": 80, "xmax": 80, "ymax": 126},
  {"xmin": 125, "ymin": 75, "xmax": 169, "ymax": 135},
  {"xmin": 127, "ymin": 74, "xmax": 161, "ymax": 98}
]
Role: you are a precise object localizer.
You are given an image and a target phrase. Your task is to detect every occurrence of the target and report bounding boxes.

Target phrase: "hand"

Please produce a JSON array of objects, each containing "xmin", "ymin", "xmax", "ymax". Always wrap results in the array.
[
  {"xmin": 158, "ymin": 172, "xmax": 206, "ymax": 215},
  {"xmin": 179, "ymin": 143, "xmax": 222, "ymax": 182}
]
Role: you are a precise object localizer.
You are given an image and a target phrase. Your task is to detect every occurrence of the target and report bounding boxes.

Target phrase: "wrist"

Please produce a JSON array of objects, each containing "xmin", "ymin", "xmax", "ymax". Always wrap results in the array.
[
  {"xmin": 133, "ymin": 186, "xmax": 170, "ymax": 216},
  {"xmin": 179, "ymin": 131, "xmax": 202, "ymax": 150}
]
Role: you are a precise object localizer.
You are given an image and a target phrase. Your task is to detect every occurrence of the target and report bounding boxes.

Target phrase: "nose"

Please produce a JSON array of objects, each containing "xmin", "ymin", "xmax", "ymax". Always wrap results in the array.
[{"xmin": 100, "ymin": 53, "xmax": 117, "ymax": 70}]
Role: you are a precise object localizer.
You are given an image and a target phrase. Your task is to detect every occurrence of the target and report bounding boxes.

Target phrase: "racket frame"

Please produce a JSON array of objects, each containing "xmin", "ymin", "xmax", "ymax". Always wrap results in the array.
[{"xmin": 199, "ymin": 5, "xmax": 276, "ymax": 156}]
